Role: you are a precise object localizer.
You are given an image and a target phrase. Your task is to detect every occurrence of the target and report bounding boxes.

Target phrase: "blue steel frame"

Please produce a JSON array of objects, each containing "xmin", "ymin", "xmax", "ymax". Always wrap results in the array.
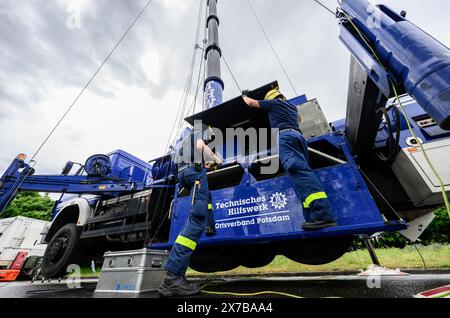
[
  {"xmin": 150, "ymin": 130, "xmax": 407, "ymax": 251},
  {"xmin": 0, "ymin": 151, "xmax": 175, "ymax": 214}
]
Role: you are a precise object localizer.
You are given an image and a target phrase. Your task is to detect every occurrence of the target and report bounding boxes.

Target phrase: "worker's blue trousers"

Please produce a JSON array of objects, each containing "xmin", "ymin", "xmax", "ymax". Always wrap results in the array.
[
  {"xmin": 164, "ymin": 167, "xmax": 209, "ymax": 277},
  {"xmin": 279, "ymin": 130, "xmax": 335, "ymax": 223}
]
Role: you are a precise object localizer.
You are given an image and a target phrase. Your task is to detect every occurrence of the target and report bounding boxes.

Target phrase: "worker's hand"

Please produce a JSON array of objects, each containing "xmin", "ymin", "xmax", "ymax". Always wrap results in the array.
[
  {"xmin": 215, "ymin": 157, "xmax": 223, "ymax": 167},
  {"xmin": 204, "ymin": 161, "xmax": 214, "ymax": 170},
  {"xmin": 242, "ymin": 95, "xmax": 251, "ymax": 106},
  {"xmin": 242, "ymin": 95, "xmax": 260, "ymax": 108},
  {"xmin": 242, "ymin": 89, "xmax": 252, "ymax": 96},
  {"xmin": 212, "ymin": 154, "xmax": 223, "ymax": 167},
  {"xmin": 205, "ymin": 161, "xmax": 220, "ymax": 171}
]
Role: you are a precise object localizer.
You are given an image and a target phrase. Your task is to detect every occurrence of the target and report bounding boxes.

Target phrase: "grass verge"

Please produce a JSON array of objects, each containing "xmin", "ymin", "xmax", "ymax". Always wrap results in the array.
[
  {"xmin": 79, "ymin": 244, "xmax": 450, "ymax": 278},
  {"xmin": 187, "ymin": 244, "xmax": 450, "ymax": 277}
]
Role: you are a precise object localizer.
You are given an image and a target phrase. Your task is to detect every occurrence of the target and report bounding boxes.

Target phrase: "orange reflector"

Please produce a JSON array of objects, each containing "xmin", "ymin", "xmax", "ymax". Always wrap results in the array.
[
  {"xmin": 16, "ymin": 153, "xmax": 27, "ymax": 161},
  {"xmin": 407, "ymin": 148, "xmax": 418, "ymax": 153},
  {"xmin": 0, "ymin": 270, "xmax": 20, "ymax": 282}
]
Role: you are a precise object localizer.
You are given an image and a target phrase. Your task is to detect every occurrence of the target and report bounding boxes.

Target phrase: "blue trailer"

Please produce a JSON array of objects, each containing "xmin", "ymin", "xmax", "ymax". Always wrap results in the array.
[{"xmin": 0, "ymin": 0, "xmax": 449, "ymax": 277}]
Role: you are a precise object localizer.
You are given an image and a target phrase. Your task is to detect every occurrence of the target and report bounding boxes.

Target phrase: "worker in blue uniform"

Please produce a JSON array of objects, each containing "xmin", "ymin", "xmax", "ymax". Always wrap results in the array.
[
  {"xmin": 242, "ymin": 89, "xmax": 336, "ymax": 230},
  {"xmin": 159, "ymin": 125, "xmax": 222, "ymax": 297}
]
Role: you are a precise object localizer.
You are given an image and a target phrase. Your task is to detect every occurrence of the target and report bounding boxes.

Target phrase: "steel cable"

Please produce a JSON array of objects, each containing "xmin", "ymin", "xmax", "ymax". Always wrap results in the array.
[
  {"xmin": 245, "ymin": 0, "xmax": 298, "ymax": 96},
  {"xmin": 30, "ymin": 0, "xmax": 154, "ymax": 163},
  {"xmin": 146, "ymin": 1, "xmax": 207, "ymax": 246},
  {"xmin": 222, "ymin": 53, "xmax": 242, "ymax": 93},
  {"xmin": 1, "ymin": 0, "xmax": 155, "ymax": 214},
  {"xmin": 312, "ymin": 0, "xmax": 337, "ymax": 17},
  {"xmin": 165, "ymin": 0, "xmax": 206, "ymax": 152}
]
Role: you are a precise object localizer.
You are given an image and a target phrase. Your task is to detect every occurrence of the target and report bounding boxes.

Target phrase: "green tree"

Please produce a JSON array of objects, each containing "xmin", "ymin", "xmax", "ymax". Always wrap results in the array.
[
  {"xmin": 362, "ymin": 207, "xmax": 450, "ymax": 248},
  {"xmin": 1, "ymin": 192, "xmax": 54, "ymax": 221},
  {"xmin": 419, "ymin": 207, "xmax": 450, "ymax": 244}
]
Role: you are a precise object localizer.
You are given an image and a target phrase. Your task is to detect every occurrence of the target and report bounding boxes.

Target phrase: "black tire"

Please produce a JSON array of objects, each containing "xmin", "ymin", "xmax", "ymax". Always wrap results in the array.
[
  {"xmin": 240, "ymin": 244, "xmax": 276, "ymax": 268},
  {"xmin": 190, "ymin": 247, "xmax": 241, "ymax": 273},
  {"xmin": 40, "ymin": 223, "xmax": 82, "ymax": 278},
  {"xmin": 281, "ymin": 236, "xmax": 354, "ymax": 265}
]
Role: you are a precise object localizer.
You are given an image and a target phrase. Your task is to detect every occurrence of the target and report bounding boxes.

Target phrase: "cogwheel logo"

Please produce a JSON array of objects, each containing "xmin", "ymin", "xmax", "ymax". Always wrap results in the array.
[{"xmin": 270, "ymin": 192, "xmax": 287, "ymax": 210}]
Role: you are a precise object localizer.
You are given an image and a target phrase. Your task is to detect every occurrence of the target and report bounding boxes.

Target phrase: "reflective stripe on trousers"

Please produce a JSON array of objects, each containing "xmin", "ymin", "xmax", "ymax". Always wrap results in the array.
[
  {"xmin": 279, "ymin": 130, "xmax": 335, "ymax": 223},
  {"xmin": 175, "ymin": 235, "xmax": 197, "ymax": 251},
  {"xmin": 164, "ymin": 167, "xmax": 209, "ymax": 277},
  {"xmin": 303, "ymin": 192, "xmax": 328, "ymax": 208}
]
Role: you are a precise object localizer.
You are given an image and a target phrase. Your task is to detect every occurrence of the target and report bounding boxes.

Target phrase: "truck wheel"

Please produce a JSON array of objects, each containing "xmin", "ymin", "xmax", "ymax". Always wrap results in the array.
[
  {"xmin": 40, "ymin": 223, "xmax": 81, "ymax": 278},
  {"xmin": 281, "ymin": 236, "xmax": 354, "ymax": 265},
  {"xmin": 190, "ymin": 247, "xmax": 241, "ymax": 273},
  {"xmin": 239, "ymin": 244, "xmax": 276, "ymax": 268}
]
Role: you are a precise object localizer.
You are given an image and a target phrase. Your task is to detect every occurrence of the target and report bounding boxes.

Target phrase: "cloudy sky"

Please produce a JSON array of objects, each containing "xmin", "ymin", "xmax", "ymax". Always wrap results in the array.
[{"xmin": 0, "ymin": 0, "xmax": 449, "ymax": 176}]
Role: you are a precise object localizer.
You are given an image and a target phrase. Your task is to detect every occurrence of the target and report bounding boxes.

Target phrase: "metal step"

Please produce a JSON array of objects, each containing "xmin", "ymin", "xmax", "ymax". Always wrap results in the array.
[{"xmin": 81, "ymin": 222, "xmax": 149, "ymax": 239}]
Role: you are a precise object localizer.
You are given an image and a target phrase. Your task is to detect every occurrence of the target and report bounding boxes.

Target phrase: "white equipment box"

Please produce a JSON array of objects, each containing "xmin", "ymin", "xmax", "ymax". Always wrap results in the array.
[
  {"xmin": 392, "ymin": 139, "xmax": 450, "ymax": 207},
  {"xmin": 95, "ymin": 248, "xmax": 168, "ymax": 294}
]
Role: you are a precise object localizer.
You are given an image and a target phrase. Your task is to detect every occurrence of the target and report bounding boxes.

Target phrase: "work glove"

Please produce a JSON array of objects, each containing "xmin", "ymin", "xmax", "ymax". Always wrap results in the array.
[
  {"xmin": 242, "ymin": 89, "xmax": 252, "ymax": 96},
  {"xmin": 205, "ymin": 161, "xmax": 219, "ymax": 171}
]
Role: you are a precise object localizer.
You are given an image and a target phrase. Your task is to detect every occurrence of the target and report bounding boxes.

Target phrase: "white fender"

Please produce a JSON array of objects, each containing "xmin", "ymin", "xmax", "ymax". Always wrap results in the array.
[{"xmin": 52, "ymin": 197, "xmax": 95, "ymax": 227}]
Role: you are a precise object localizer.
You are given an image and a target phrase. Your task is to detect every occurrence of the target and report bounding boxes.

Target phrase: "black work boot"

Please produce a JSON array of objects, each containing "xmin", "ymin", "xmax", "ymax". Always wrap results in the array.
[
  {"xmin": 302, "ymin": 220, "xmax": 337, "ymax": 231},
  {"xmin": 158, "ymin": 272, "xmax": 201, "ymax": 297}
]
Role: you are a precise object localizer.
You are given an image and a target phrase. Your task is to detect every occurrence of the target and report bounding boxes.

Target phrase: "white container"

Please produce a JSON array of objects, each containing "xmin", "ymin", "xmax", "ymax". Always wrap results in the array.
[
  {"xmin": 95, "ymin": 248, "xmax": 168, "ymax": 294},
  {"xmin": 0, "ymin": 217, "xmax": 49, "ymax": 269}
]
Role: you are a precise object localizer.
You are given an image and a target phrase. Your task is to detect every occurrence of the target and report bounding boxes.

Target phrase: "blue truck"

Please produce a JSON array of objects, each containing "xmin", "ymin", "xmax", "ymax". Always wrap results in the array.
[{"xmin": 1, "ymin": 0, "xmax": 449, "ymax": 277}]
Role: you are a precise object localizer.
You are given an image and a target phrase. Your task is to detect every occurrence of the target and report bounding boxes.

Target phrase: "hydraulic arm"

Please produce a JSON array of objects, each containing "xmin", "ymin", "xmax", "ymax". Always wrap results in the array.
[
  {"xmin": 0, "ymin": 152, "xmax": 173, "ymax": 213},
  {"xmin": 340, "ymin": 0, "xmax": 450, "ymax": 151}
]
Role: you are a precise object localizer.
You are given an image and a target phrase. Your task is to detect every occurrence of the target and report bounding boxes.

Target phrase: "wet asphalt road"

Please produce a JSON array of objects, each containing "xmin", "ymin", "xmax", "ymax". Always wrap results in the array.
[{"xmin": 1, "ymin": 272, "xmax": 449, "ymax": 298}]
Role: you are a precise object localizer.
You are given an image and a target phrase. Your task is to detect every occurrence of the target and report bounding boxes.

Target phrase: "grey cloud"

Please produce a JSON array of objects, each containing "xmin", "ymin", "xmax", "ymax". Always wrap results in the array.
[
  {"xmin": 1, "ymin": 0, "xmax": 449, "ymax": 122},
  {"xmin": 0, "ymin": 0, "xmax": 448, "ymax": 173},
  {"xmin": 0, "ymin": 0, "xmax": 199, "ymax": 122}
]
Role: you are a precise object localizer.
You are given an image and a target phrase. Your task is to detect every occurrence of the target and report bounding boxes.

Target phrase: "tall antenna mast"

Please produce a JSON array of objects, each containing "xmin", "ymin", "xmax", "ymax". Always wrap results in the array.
[{"xmin": 204, "ymin": 0, "xmax": 224, "ymax": 109}]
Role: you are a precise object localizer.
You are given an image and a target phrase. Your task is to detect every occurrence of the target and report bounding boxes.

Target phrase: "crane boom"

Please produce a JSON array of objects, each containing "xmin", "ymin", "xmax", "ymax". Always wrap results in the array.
[{"xmin": 204, "ymin": 0, "xmax": 224, "ymax": 109}]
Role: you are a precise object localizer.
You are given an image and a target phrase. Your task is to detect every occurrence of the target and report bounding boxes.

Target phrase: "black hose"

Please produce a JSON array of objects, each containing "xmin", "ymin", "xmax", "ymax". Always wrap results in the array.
[
  {"xmin": 26, "ymin": 287, "xmax": 86, "ymax": 295},
  {"xmin": 376, "ymin": 105, "xmax": 401, "ymax": 162}
]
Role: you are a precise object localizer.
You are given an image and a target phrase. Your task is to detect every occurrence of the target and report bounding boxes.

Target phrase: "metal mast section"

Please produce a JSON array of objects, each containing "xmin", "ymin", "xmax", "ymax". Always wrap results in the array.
[{"xmin": 204, "ymin": 0, "xmax": 224, "ymax": 109}]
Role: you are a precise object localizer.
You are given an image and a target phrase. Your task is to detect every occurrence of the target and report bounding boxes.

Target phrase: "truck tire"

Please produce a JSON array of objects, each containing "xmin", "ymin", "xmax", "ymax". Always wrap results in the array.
[
  {"xmin": 281, "ymin": 236, "xmax": 354, "ymax": 265},
  {"xmin": 239, "ymin": 244, "xmax": 276, "ymax": 268},
  {"xmin": 190, "ymin": 247, "xmax": 241, "ymax": 273},
  {"xmin": 40, "ymin": 223, "xmax": 82, "ymax": 278}
]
